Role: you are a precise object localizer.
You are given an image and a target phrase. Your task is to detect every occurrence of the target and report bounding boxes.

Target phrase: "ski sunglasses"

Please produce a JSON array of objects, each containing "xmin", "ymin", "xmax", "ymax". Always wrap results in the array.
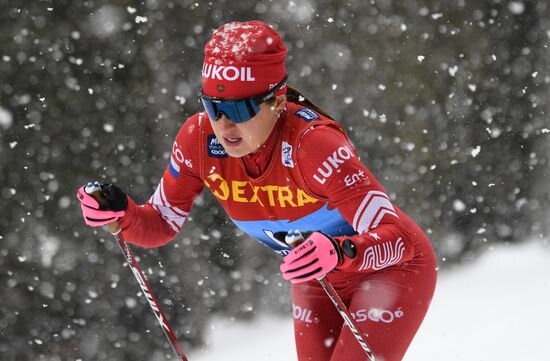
[{"xmin": 199, "ymin": 74, "xmax": 288, "ymax": 124}]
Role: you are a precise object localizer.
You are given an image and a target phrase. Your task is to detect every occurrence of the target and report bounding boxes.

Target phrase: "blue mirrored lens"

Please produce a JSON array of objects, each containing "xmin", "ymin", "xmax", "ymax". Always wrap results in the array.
[
  {"xmin": 201, "ymin": 98, "xmax": 219, "ymax": 121},
  {"xmin": 200, "ymin": 98, "xmax": 261, "ymax": 124}
]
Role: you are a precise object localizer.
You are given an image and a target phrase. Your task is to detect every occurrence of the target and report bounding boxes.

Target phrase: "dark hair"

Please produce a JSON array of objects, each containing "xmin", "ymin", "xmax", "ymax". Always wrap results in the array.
[
  {"xmin": 286, "ymin": 86, "xmax": 334, "ymax": 120},
  {"xmin": 267, "ymin": 86, "xmax": 334, "ymax": 120}
]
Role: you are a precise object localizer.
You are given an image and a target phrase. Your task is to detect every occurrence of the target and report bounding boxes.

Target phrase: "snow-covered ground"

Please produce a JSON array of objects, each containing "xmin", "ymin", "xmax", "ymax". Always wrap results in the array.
[{"xmin": 191, "ymin": 241, "xmax": 550, "ymax": 361}]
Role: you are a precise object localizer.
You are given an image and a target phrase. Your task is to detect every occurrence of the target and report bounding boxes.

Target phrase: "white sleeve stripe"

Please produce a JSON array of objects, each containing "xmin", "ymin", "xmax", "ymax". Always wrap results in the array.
[
  {"xmin": 155, "ymin": 183, "xmax": 187, "ymax": 226},
  {"xmin": 158, "ymin": 179, "xmax": 168, "ymax": 207},
  {"xmin": 353, "ymin": 191, "xmax": 398, "ymax": 234},
  {"xmin": 370, "ymin": 208, "xmax": 397, "ymax": 230},
  {"xmin": 152, "ymin": 204, "xmax": 182, "ymax": 233},
  {"xmin": 159, "ymin": 179, "xmax": 189, "ymax": 217},
  {"xmin": 157, "ymin": 207, "xmax": 185, "ymax": 228},
  {"xmin": 151, "ymin": 182, "xmax": 163, "ymax": 206},
  {"xmin": 147, "ymin": 179, "xmax": 189, "ymax": 233},
  {"xmin": 357, "ymin": 202, "xmax": 397, "ymax": 234},
  {"xmin": 152, "ymin": 204, "xmax": 180, "ymax": 232},
  {"xmin": 149, "ymin": 179, "xmax": 190, "ymax": 218},
  {"xmin": 352, "ymin": 190, "xmax": 387, "ymax": 230}
]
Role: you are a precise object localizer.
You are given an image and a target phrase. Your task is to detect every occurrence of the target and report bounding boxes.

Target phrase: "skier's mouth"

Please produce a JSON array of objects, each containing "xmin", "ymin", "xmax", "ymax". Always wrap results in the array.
[{"xmin": 223, "ymin": 137, "xmax": 242, "ymax": 147}]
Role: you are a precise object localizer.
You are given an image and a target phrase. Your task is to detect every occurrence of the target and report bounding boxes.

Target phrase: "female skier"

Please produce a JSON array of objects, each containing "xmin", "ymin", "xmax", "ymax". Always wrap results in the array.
[{"xmin": 77, "ymin": 20, "xmax": 437, "ymax": 361}]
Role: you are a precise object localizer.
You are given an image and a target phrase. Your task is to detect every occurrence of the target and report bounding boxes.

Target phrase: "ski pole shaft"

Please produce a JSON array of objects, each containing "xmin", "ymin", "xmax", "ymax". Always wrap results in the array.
[
  {"xmin": 111, "ymin": 227, "xmax": 189, "ymax": 361},
  {"xmin": 284, "ymin": 233, "xmax": 375, "ymax": 360},
  {"xmin": 317, "ymin": 276, "xmax": 376, "ymax": 361},
  {"xmin": 91, "ymin": 191, "xmax": 189, "ymax": 361}
]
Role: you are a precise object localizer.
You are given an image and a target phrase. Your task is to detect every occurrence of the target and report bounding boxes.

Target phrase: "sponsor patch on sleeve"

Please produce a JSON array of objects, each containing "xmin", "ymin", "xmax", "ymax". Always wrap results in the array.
[
  {"xmin": 295, "ymin": 108, "xmax": 320, "ymax": 122},
  {"xmin": 281, "ymin": 141, "xmax": 294, "ymax": 168},
  {"xmin": 207, "ymin": 134, "xmax": 228, "ymax": 158}
]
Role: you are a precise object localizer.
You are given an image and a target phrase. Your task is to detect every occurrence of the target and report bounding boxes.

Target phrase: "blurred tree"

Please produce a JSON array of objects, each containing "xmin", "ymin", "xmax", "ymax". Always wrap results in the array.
[{"xmin": 1, "ymin": 0, "xmax": 549, "ymax": 360}]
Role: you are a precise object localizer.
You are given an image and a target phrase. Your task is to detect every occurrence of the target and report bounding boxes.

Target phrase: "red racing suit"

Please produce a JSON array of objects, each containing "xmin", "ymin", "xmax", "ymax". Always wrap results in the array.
[{"xmin": 118, "ymin": 102, "xmax": 437, "ymax": 361}]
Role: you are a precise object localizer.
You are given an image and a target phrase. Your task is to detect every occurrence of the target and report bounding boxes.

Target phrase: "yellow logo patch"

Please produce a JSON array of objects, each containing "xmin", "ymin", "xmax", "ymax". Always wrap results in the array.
[{"xmin": 204, "ymin": 174, "xmax": 318, "ymax": 208}]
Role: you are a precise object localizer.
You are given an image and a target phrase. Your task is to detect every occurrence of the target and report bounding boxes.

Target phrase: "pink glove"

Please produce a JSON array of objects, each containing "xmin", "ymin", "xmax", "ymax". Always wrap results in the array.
[
  {"xmin": 76, "ymin": 182, "xmax": 127, "ymax": 227},
  {"xmin": 280, "ymin": 232, "xmax": 341, "ymax": 284}
]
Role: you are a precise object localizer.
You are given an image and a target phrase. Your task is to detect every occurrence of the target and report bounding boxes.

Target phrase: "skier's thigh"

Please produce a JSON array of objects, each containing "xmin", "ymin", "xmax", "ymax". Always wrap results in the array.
[
  {"xmin": 292, "ymin": 282, "xmax": 344, "ymax": 361},
  {"xmin": 330, "ymin": 264, "xmax": 436, "ymax": 361}
]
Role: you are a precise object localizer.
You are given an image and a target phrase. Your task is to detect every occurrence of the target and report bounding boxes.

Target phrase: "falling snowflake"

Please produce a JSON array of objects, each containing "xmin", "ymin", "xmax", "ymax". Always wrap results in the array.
[
  {"xmin": 135, "ymin": 16, "xmax": 148, "ymax": 23},
  {"xmin": 508, "ymin": 1, "xmax": 525, "ymax": 15},
  {"xmin": 448, "ymin": 65, "xmax": 458, "ymax": 77}
]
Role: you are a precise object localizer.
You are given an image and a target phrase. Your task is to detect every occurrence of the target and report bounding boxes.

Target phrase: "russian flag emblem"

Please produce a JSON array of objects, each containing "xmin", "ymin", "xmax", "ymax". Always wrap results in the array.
[{"xmin": 165, "ymin": 155, "xmax": 180, "ymax": 184}]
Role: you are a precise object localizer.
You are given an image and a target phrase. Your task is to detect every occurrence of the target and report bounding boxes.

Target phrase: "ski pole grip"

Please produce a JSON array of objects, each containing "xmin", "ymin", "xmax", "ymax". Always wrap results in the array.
[
  {"xmin": 288, "ymin": 240, "xmax": 301, "ymax": 248},
  {"xmin": 89, "ymin": 190, "xmax": 122, "ymax": 235},
  {"xmin": 284, "ymin": 230, "xmax": 307, "ymax": 249}
]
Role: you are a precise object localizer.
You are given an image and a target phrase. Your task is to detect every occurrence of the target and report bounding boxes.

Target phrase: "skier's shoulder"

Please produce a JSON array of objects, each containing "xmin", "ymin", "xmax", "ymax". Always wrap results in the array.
[
  {"xmin": 296, "ymin": 125, "xmax": 356, "ymax": 173},
  {"xmin": 292, "ymin": 110, "xmax": 358, "ymax": 173},
  {"xmin": 175, "ymin": 112, "xmax": 208, "ymax": 143},
  {"xmin": 285, "ymin": 102, "xmax": 346, "ymax": 140},
  {"xmin": 286, "ymin": 101, "xmax": 325, "ymax": 125}
]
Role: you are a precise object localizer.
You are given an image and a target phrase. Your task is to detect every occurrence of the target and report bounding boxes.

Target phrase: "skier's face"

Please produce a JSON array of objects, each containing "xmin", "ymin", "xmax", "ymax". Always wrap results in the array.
[{"xmin": 209, "ymin": 95, "xmax": 286, "ymax": 158}]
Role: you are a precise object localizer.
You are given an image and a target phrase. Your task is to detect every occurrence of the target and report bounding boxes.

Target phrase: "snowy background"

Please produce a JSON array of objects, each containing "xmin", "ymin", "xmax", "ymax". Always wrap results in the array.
[
  {"xmin": 1, "ymin": 1, "xmax": 550, "ymax": 360},
  {"xmin": 191, "ymin": 241, "xmax": 550, "ymax": 361}
]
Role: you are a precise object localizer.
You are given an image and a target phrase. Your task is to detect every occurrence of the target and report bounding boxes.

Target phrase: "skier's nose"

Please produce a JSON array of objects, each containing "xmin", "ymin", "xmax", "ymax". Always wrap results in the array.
[{"xmin": 217, "ymin": 113, "xmax": 236, "ymax": 130}]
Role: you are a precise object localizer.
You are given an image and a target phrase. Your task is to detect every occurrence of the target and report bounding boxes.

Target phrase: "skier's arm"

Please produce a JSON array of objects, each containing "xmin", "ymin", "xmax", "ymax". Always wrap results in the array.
[
  {"xmin": 296, "ymin": 125, "xmax": 415, "ymax": 273},
  {"xmin": 118, "ymin": 118, "xmax": 204, "ymax": 248}
]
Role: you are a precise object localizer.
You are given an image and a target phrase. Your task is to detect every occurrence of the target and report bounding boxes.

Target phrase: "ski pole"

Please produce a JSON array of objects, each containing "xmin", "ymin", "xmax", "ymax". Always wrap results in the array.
[
  {"xmin": 285, "ymin": 235, "xmax": 376, "ymax": 361},
  {"xmin": 90, "ymin": 191, "xmax": 189, "ymax": 361},
  {"xmin": 317, "ymin": 276, "xmax": 376, "ymax": 361}
]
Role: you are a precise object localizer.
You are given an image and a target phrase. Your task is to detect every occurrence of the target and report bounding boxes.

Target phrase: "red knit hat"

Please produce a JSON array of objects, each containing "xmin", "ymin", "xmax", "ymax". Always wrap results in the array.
[{"xmin": 202, "ymin": 21, "xmax": 287, "ymax": 98}]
